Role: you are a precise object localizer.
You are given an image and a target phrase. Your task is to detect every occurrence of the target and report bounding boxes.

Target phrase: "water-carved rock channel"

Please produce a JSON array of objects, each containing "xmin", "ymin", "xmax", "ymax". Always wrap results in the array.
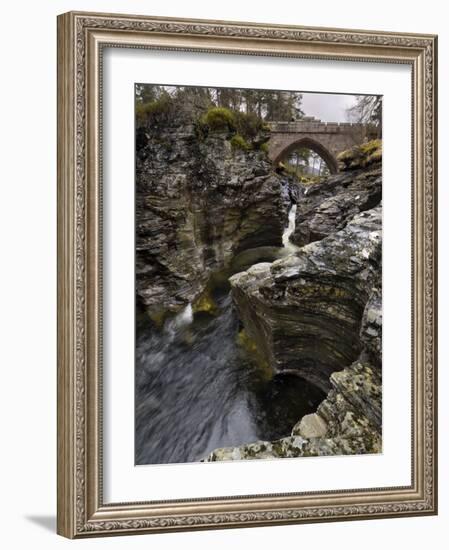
[
  {"xmin": 135, "ymin": 113, "xmax": 383, "ymax": 465},
  {"xmin": 136, "ymin": 220, "xmax": 326, "ymax": 464}
]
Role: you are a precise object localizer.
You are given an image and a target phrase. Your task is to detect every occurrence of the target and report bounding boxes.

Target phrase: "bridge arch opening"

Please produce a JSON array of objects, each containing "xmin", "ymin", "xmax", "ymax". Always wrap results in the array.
[{"xmin": 274, "ymin": 137, "xmax": 339, "ymax": 175}]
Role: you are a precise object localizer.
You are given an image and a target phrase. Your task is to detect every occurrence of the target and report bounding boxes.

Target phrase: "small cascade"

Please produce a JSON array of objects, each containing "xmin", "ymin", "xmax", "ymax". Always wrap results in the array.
[
  {"xmin": 164, "ymin": 303, "xmax": 193, "ymax": 338},
  {"xmin": 282, "ymin": 203, "xmax": 299, "ymax": 253},
  {"xmin": 175, "ymin": 303, "xmax": 193, "ymax": 327}
]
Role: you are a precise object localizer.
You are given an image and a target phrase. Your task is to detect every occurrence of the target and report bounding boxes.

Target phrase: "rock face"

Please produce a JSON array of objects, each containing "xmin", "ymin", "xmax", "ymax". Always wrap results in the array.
[
  {"xmin": 205, "ymin": 158, "xmax": 383, "ymax": 462},
  {"xmin": 205, "ymin": 296, "xmax": 382, "ymax": 462},
  {"xmin": 360, "ymin": 287, "xmax": 382, "ymax": 368},
  {"xmin": 136, "ymin": 115, "xmax": 383, "ymax": 462},
  {"xmin": 136, "ymin": 122, "xmax": 290, "ymax": 315},
  {"xmin": 229, "ymin": 207, "xmax": 382, "ymax": 391},
  {"xmin": 291, "ymin": 165, "xmax": 381, "ymax": 247},
  {"xmin": 205, "ymin": 360, "xmax": 381, "ymax": 461}
]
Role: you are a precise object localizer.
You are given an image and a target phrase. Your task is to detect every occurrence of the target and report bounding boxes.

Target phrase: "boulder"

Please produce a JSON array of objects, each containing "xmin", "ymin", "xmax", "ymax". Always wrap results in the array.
[{"xmin": 294, "ymin": 413, "xmax": 328, "ymax": 438}]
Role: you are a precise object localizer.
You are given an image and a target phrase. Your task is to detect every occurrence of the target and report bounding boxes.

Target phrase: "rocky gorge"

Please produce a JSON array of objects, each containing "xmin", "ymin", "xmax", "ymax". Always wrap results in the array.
[
  {"xmin": 135, "ymin": 107, "xmax": 382, "ymax": 464},
  {"xmin": 136, "ymin": 116, "xmax": 291, "ymax": 319}
]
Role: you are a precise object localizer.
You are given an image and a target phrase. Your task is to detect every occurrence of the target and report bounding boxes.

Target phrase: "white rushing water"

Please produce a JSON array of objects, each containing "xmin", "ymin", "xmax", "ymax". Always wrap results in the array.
[
  {"xmin": 282, "ymin": 203, "xmax": 299, "ymax": 252},
  {"xmin": 165, "ymin": 303, "xmax": 193, "ymax": 338}
]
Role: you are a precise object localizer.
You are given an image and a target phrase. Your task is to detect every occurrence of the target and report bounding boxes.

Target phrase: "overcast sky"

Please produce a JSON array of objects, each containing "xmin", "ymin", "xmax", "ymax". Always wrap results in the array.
[
  {"xmin": 301, "ymin": 92, "xmax": 358, "ymax": 123},
  {"xmin": 152, "ymin": 85, "xmax": 361, "ymax": 123}
]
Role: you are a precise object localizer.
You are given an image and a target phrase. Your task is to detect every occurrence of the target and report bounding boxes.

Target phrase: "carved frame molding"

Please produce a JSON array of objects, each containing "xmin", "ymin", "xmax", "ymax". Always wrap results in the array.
[{"xmin": 57, "ymin": 11, "xmax": 437, "ymax": 538}]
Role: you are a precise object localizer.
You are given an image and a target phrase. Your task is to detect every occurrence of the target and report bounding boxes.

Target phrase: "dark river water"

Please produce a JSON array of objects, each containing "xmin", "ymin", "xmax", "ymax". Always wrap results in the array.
[{"xmin": 135, "ymin": 246, "xmax": 325, "ymax": 465}]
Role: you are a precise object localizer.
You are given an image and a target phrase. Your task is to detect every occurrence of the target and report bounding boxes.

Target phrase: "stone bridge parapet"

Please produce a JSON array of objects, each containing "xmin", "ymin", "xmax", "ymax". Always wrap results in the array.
[{"xmin": 267, "ymin": 117, "xmax": 372, "ymax": 173}]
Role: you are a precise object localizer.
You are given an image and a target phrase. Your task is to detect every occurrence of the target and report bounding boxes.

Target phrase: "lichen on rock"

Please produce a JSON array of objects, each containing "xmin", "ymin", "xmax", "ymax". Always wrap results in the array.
[
  {"xmin": 205, "ymin": 349, "xmax": 382, "ymax": 461},
  {"xmin": 337, "ymin": 139, "xmax": 382, "ymax": 171}
]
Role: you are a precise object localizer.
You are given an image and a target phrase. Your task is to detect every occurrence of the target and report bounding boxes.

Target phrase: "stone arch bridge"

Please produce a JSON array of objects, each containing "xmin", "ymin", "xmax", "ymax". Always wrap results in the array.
[{"xmin": 267, "ymin": 118, "xmax": 370, "ymax": 173}]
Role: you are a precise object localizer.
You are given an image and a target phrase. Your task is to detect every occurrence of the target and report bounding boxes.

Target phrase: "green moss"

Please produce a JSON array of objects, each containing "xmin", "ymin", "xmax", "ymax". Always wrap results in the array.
[
  {"xmin": 337, "ymin": 148, "xmax": 356, "ymax": 162},
  {"xmin": 237, "ymin": 329, "xmax": 273, "ymax": 380},
  {"xmin": 198, "ymin": 107, "xmax": 269, "ymax": 148},
  {"xmin": 258, "ymin": 141, "xmax": 269, "ymax": 154},
  {"xmin": 135, "ymin": 93, "xmax": 173, "ymax": 123},
  {"xmin": 234, "ymin": 111, "xmax": 265, "ymax": 140},
  {"xmin": 192, "ymin": 288, "xmax": 218, "ymax": 315},
  {"xmin": 337, "ymin": 139, "xmax": 382, "ymax": 171},
  {"xmin": 360, "ymin": 138, "xmax": 382, "ymax": 155},
  {"xmin": 271, "ymin": 440, "xmax": 284, "ymax": 456},
  {"xmin": 278, "ymin": 162, "xmax": 321, "ymax": 184},
  {"xmin": 200, "ymin": 107, "xmax": 236, "ymax": 131},
  {"xmin": 367, "ymin": 148, "xmax": 382, "ymax": 164},
  {"xmin": 237, "ymin": 329, "xmax": 258, "ymax": 354},
  {"xmin": 230, "ymin": 134, "xmax": 251, "ymax": 151},
  {"xmin": 298, "ymin": 174, "xmax": 322, "ymax": 185}
]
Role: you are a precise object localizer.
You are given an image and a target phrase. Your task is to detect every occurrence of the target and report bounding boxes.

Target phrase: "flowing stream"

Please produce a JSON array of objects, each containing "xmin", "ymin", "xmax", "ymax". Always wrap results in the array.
[
  {"xmin": 282, "ymin": 203, "xmax": 299, "ymax": 252},
  {"xmin": 136, "ymin": 203, "xmax": 324, "ymax": 465}
]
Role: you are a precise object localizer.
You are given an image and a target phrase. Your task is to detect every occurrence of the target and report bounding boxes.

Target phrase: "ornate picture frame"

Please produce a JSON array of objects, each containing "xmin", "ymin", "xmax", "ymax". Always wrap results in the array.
[{"xmin": 57, "ymin": 11, "xmax": 437, "ymax": 538}]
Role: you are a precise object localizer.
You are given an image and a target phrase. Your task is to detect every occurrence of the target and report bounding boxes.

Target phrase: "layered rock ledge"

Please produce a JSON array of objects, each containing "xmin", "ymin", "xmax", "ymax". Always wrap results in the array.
[
  {"xmin": 136, "ymin": 115, "xmax": 384, "ymax": 462},
  {"xmin": 205, "ymin": 290, "xmax": 382, "ymax": 462},
  {"xmin": 136, "ymin": 123, "xmax": 291, "ymax": 316},
  {"xmin": 205, "ymin": 202, "xmax": 382, "ymax": 462},
  {"xmin": 229, "ymin": 207, "xmax": 382, "ymax": 392},
  {"xmin": 291, "ymin": 164, "xmax": 382, "ymax": 247}
]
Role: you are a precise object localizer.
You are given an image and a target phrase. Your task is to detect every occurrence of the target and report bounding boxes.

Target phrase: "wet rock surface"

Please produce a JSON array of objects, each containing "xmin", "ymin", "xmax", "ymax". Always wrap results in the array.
[
  {"xmin": 136, "ymin": 122, "xmax": 291, "ymax": 315},
  {"xmin": 360, "ymin": 287, "xmax": 382, "ymax": 368},
  {"xmin": 136, "ymin": 115, "xmax": 383, "ymax": 463},
  {"xmin": 291, "ymin": 165, "xmax": 381, "ymax": 247},
  {"xmin": 205, "ymin": 301, "xmax": 382, "ymax": 462},
  {"xmin": 229, "ymin": 207, "xmax": 382, "ymax": 391},
  {"xmin": 206, "ymin": 176, "xmax": 383, "ymax": 461}
]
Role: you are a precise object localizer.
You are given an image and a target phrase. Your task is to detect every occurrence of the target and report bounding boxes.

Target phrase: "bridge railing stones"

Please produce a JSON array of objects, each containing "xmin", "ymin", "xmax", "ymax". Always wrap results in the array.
[{"xmin": 266, "ymin": 120, "xmax": 366, "ymax": 134}]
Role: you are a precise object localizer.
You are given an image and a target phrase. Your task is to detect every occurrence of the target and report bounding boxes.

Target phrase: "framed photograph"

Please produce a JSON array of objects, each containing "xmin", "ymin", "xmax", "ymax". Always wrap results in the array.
[{"xmin": 57, "ymin": 11, "xmax": 438, "ymax": 538}]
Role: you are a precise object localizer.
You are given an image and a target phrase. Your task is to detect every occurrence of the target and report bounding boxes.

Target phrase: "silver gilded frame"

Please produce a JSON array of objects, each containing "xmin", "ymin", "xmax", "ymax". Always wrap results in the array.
[{"xmin": 57, "ymin": 11, "xmax": 438, "ymax": 538}]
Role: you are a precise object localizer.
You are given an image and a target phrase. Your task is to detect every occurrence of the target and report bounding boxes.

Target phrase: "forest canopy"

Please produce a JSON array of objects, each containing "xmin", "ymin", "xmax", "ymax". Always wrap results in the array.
[{"xmin": 135, "ymin": 84, "xmax": 304, "ymax": 124}]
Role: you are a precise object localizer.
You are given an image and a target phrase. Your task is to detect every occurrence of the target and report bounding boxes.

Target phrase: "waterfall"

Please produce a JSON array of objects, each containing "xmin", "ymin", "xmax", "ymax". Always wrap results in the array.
[
  {"xmin": 282, "ymin": 204, "xmax": 299, "ymax": 252},
  {"xmin": 164, "ymin": 303, "xmax": 193, "ymax": 338},
  {"xmin": 175, "ymin": 303, "xmax": 193, "ymax": 327}
]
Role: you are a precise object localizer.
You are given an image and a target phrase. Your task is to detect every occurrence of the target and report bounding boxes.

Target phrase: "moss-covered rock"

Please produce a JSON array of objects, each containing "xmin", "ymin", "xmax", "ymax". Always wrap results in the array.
[
  {"xmin": 135, "ymin": 93, "xmax": 173, "ymax": 124},
  {"xmin": 192, "ymin": 288, "xmax": 218, "ymax": 315},
  {"xmin": 258, "ymin": 141, "xmax": 269, "ymax": 154},
  {"xmin": 204, "ymin": 206, "xmax": 383, "ymax": 463},
  {"xmin": 337, "ymin": 139, "xmax": 382, "ymax": 171},
  {"xmin": 230, "ymin": 134, "xmax": 251, "ymax": 151},
  {"xmin": 200, "ymin": 107, "xmax": 237, "ymax": 132}
]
